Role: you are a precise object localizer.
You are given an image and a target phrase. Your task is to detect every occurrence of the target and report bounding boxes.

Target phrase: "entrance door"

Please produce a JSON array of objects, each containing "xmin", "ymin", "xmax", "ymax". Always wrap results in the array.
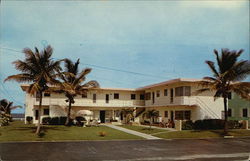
[
  {"xmin": 170, "ymin": 88, "xmax": 174, "ymax": 103},
  {"xmin": 35, "ymin": 110, "xmax": 39, "ymax": 120},
  {"xmin": 170, "ymin": 111, "xmax": 174, "ymax": 121},
  {"xmin": 152, "ymin": 92, "xmax": 155, "ymax": 104},
  {"xmin": 100, "ymin": 110, "xmax": 106, "ymax": 123}
]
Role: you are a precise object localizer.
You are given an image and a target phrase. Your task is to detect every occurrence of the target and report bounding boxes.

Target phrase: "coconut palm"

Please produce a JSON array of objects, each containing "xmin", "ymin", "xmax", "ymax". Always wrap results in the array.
[
  {"xmin": 0, "ymin": 99, "xmax": 22, "ymax": 118},
  {"xmin": 53, "ymin": 59, "xmax": 99, "ymax": 126},
  {"xmin": 0, "ymin": 99, "xmax": 22, "ymax": 125},
  {"xmin": 120, "ymin": 108, "xmax": 134, "ymax": 124},
  {"xmin": 142, "ymin": 109, "xmax": 159, "ymax": 129},
  {"xmin": 197, "ymin": 49, "xmax": 250, "ymax": 134},
  {"xmin": 4, "ymin": 45, "xmax": 62, "ymax": 134}
]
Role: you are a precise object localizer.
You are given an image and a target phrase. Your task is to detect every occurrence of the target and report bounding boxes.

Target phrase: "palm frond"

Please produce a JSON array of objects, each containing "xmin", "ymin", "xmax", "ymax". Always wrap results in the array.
[
  {"xmin": 229, "ymin": 82, "xmax": 250, "ymax": 100},
  {"xmin": 4, "ymin": 74, "xmax": 34, "ymax": 83},
  {"xmin": 205, "ymin": 61, "xmax": 219, "ymax": 77},
  {"xmin": 73, "ymin": 68, "xmax": 92, "ymax": 86}
]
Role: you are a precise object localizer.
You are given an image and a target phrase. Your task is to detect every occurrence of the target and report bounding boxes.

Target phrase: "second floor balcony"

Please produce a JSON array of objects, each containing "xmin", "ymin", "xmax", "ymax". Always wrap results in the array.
[{"xmin": 33, "ymin": 97, "xmax": 145, "ymax": 107}]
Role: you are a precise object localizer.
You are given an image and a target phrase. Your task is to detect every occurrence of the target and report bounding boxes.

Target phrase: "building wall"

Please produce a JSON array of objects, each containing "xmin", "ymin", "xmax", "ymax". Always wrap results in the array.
[
  {"xmin": 228, "ymin": 93, "xmax": 250, "ymax": 125},
  {"xmin": 23, "ymin": 81, "xmax": 224, "ymax": 123},
  {"xmin": 144, "ymin": 82, "xmax": 223, "ymax": 119}
]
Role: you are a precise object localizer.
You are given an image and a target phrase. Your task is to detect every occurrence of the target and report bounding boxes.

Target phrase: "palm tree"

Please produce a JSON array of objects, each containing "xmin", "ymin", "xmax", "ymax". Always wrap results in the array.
[
  {"xmin": 0, "ymin": 99, "xmax": 22, "ymax": 122},
  {"xmin": 120, "ymin": 108, "xmax": 134, "ymax": 124},
  {"xmin": 0, "ymin": 99, "xmax": 22, "ymax": 125},
  {"xmin": 4, "ymin": 45, "xmax": 62, "ymax": 134},
  {"xmin": 142, "ymin": 109, "xmax": 159, "ymax": 129},
  {"xmin": 53, "ymin": 59, "xmax": 99, "ymax": 126},
  {"xmin": 197, "ymin": 49, "xmax": 250, "ymax": 134}
]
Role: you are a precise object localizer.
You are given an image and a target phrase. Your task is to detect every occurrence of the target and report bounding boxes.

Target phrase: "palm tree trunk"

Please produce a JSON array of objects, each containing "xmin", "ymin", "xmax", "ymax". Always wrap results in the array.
[
  {"xmin": 150, "ymin": 117, "xmax": 152, "ymax": 130},
  {"xmin": 223, "ymin": 96, "xmax": 228, "ymax": 135},
  {"xmin": 65, "ymin": 99, "xmax": 72, "ymax": 126},
  {"xmin": 36, "ymin": 91, "xmax": 43, "ymax": 135}
]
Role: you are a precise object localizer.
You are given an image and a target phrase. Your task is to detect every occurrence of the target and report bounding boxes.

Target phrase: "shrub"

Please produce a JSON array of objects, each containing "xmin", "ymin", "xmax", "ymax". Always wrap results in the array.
[
  {"xmin": 49, "ymin": 117, "xmax": 59, "ymax": 125},
  {"xmin": 59, "ymin": 117, "xmax": 67, "ymax": 125},
  {"xmin": 99, "ymin": 131, "xmax": 106, "ymax": 137},
  {"xmin": 182, "ymin": 120, "xmax": 194, "ymax": 130},
  {"xmin": 194, "ymin": 119, "xmax": 224, "ymax": 130},
  {"xmin": 26, "ymin": 116, "xmax": 33, "ymax": 124},
  {"xmin": 42, "ymin": 117, "xmax": 51, "ymax": 125},
  {"xmin": 75, "ymin": 116, "xmax": 86, "ymax": 126},
  {"xmin": 228, "ymin": 120, "xmax": 241, "ymax": 129}
]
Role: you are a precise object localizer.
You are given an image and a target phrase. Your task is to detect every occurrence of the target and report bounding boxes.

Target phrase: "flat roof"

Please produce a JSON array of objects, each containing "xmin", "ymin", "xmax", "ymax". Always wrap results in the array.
[
  {"xmin": 136, "ymin": 78, "xmax": 202, "ymax": 90},
  {"xmin": 20, "ymin": 78, "xmax": 202, "ymax": 92}
]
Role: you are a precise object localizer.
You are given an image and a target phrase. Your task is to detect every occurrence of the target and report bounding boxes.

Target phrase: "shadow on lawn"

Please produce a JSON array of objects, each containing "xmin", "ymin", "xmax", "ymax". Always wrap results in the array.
[
  {"xmin": 142, "ymin": 128, "xmax": 154, "ymax": 131},
  {"xmin": 9, "ymin": 126, "xmax": 69, "ymax": 133}
]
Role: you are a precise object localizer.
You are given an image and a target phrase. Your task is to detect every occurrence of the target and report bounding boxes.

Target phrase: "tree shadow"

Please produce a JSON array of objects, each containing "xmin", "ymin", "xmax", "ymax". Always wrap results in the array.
[{"xmin": 9, "ymin": 126, "xmax": 69, "ymax": 133}]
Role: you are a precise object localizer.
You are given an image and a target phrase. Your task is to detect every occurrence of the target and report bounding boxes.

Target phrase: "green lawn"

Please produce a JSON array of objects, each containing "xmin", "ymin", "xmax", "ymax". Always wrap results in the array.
[
  {"xmin": 119, "ymin": 125, "xmax": 168, "ymax": 134},
  {"xmin": 0, "ymin": 121, "xmax": 143, "ymax": 142},
  {"xmin": 153, "ymin": 129, "xmax": 250, "ymax": 139}
]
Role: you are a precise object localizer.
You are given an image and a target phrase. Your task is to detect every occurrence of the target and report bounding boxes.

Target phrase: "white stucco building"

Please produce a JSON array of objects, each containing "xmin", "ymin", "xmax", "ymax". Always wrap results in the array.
[{"xmin": 21, "ymin": 78, "xmax": 224, "ymax": 124}]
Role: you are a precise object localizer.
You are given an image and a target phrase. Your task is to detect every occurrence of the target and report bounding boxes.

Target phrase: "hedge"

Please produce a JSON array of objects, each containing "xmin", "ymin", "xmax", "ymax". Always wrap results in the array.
[{"xmin": 182, "ymin": 119, "xmax": 242, "ymax": 130}]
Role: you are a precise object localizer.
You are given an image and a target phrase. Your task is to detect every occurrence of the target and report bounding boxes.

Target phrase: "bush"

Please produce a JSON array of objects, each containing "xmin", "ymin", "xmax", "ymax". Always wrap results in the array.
[
  {"xmin": 42, "ymin": 117, "xmax": 51, "ymax": 125},
  {"xmin": 26, "ymin": 116, "xmax": 33, "ymax": 124},
  {"xmin": 49, "ymin": 117, "xmax": 60, "ymax": 125},
  {"xmin": 193, "ymin": 119, "xmax": 224, "ymax": 130},
  {"xmin": 182, "ymin": 120, "xmax": 194, "ymax": 130},
  {"xmin": 228, "ymin": 120, "xmax": 241, "ymax": 129},
  {"xmin": 59, "ymin": 117, "xmax": 67, "ymax": 125},
  {"xmin": 75, "ymin": 116, "xmax": 86, "ymax": 126}
]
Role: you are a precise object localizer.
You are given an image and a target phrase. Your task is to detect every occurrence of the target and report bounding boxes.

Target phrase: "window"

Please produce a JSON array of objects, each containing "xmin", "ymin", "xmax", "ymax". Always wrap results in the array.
[
  {"xmin": 164, "ymin": 89, "xmax": 168, "ymax": 96},
  {"xmin": 106, "ymin": 94, "xmax": 109, "ymax": 103},
  {"xmin": 140, "ymin": 94, "xmax": 145, "ymax": 100},
  {"xmin": 145, "ymin": 92, "xmax": 151, "ymax": 100},
  {"xmin": 156, "ymin": 90, "xmax": 160, "ymax": 97},
  {"xmin": 82, "ymin": 93, "xmax": 87, "ymax": 98},
  {"xmin": 164, "ymin": 111, "xmax": 168, "ymax": 117},
  {"xmin": 175, "ymin": 110, "xmax": 191, "ymax": 120},
  {"xmin": 114, "ymin": 93, "xmax": 119, "ymax": 99},
  {"xmin": 35, "ymin": 110, "xmax": 39, "ymax": 120},
  {"xmin": 43, "ymin": 109, "xmax": 49, "ymax": 115},
  {"xmin": 44, "ymin": 92, "xmax": 50, "ymax": 97},
  {"xmin": 93, "ymin": 94, "xmax": 96, "ymax": 103},
  {"xmin": 243, "ymin": 108, "xmax": 248, "ymax": 117},
  {"xmin": 228, "ymin": 109, "xmax": 232, "ymax": 117},
  {"xmin": 184, "ymin": 111, "xmax": 191, "ymax": 120},
  {"xmin": 175, "ymin": 86, "xmax": 191, "ymax": 96},
  {"xmin": 131, "ymin": 94, "xmax": 136, "ymax": 100},
  {"xmin": 184, "ymin": 86, "xmax": 191, "ymax": 96}
]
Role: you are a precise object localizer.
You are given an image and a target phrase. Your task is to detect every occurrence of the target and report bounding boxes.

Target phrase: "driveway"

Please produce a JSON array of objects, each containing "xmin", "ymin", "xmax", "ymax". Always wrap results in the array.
[{"xmin": 0, "ymin": 138, "xmax": 249, "ymax": 161}]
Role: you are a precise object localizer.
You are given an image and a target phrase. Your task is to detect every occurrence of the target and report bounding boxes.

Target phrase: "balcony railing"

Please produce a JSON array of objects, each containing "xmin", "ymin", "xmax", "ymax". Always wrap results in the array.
[{"xmin": 34, "ymin": 98, "xmax": 145, "ymax": 107}]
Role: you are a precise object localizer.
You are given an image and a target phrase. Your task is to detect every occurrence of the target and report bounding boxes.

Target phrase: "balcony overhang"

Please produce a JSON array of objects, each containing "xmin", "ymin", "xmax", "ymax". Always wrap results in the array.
[{"xmin": 144, "ymin": 105, "xmax": 197, "ymax": 108}]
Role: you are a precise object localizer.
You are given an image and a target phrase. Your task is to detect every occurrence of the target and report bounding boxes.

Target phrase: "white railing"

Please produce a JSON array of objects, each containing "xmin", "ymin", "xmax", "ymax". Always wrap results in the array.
[{"xmin": 34, "ymin": 97, "xmax": 145, "ymax": 107}]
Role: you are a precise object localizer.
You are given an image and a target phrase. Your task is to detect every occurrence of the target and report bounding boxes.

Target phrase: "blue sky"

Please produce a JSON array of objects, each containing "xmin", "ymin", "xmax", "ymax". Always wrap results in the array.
[{"xmin": 0, "ymin": 0, "xmax": 249, "ymax": 113}]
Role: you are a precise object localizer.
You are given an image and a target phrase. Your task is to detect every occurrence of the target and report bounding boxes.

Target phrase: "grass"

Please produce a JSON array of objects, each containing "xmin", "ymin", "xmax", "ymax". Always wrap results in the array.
[
  {"xmin": 153, "ymin": 129, "xmax": 250, "ymax": 139},
  {"xmin": 119, "ymin": 125, "xmax": 167, "ymax": 134},
  {"xmin": 0, "ymin": 121, "xmax": 143, "ymax": 142}
]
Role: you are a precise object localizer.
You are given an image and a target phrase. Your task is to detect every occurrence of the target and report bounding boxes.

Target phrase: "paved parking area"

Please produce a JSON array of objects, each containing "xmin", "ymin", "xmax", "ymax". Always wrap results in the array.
[{"xmin": 0, "ymin": 138, "xmax": 249, "ymax": 161}]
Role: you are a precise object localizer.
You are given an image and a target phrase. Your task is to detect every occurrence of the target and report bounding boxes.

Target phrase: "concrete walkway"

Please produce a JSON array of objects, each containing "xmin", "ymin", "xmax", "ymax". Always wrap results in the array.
[
  {"xmin": 138, "ymin": 124, "xmax": 177, "ymax": 131},
  {"xmin": 104, "ymin": 124, "xmax": 161, "ymax": 140}
]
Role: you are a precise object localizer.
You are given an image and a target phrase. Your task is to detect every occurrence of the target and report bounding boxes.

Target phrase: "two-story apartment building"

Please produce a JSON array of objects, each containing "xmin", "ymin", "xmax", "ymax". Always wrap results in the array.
[{"xmin": 21, "ymin": 78, "xmax": 224, "ymax": 124}]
